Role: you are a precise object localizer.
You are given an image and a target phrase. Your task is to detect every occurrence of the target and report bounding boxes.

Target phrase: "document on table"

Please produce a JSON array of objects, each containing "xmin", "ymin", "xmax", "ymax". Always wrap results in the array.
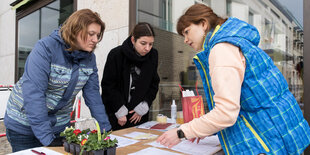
[
  {"xmin": 110, "ymin": 134, "xmax": 140, "ymax": 148},
  {"xmin": 128, "ymin": 147, "xmax": 182, "ymax": 155},
  {"xmin": 8, "ymin": 147, "xmax": 63, "ymax": 155},
  {"xmin": 147, "ymin": 135, "xmax": 222, "ymax": 155},
  {"xmin": 123, "ymin": 131, "xmax": 158, "ymax": 140},
  {"xmin": 136, "ymin": 121, "xmax": 180, "ymax": 131},
  {"xmin": 136, "ymin": 121, "xmax": 158, "ymax": 129}
]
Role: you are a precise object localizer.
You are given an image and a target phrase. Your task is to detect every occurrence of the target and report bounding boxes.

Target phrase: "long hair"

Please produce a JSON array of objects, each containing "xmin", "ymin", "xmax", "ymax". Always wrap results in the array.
[
  {"xmin": 177, "ymin": 4, "xmax": 227, "ymax": 36},
  {"xmin": 60, "ymin": 9, "xmax": 105, "ymax": 51},
  {"xmin": 130, "ymin": 22, "xmax": 155, "ymax": 41}
]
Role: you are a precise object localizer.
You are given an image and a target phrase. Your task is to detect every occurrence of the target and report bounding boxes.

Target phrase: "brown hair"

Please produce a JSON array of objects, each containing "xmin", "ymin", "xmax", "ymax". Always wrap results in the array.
[
  {"xmin": 60, "ymin": 9, "xmax": 105, "ymax": 51},
  {"xmin": 130, "ymin": 22, "xmax": 155, "ymax": 41},
  {"xmin": 177, "ymin": 4, "xmax": 227, "ymax": 36}
]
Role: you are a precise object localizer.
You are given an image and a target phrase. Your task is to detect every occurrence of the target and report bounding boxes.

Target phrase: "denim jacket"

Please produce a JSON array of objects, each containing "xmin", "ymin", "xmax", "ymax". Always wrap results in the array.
[{"xmin": 5, "ymin": 29, "xmax": 111, "ymax": 146}]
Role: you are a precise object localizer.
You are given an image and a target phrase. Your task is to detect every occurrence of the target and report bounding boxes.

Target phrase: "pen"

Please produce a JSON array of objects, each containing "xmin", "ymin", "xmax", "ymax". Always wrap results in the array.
[{"xmin": 31, "ymin": 149, "xmax": 46, "ymax": 155}]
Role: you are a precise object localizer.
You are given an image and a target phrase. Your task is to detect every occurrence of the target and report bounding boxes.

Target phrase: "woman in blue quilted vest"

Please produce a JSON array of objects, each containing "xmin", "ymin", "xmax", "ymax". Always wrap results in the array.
[
  {"xmin": 157, "ymin": 4, "xmax": 310, "ymax": 154},
  {"xmin": 4, "ymin": 9, "xmax": 111, "ymax": 152}
]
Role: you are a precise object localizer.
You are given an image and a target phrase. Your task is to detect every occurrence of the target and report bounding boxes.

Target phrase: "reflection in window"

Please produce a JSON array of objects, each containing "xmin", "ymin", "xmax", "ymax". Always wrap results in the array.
[
  {"xmin": 17, "ymin": 0, "xmax": 73, "ymax": 79},
  {"xmin": 18, "ymin": 11, "xmax": 39, "ymax": 78}
]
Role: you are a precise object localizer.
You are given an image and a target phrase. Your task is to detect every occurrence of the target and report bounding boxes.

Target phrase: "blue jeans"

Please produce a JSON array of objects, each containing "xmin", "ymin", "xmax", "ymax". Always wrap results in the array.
[{"xmin": 6, "ymin": 128, "xmax": 43, "ymax": 152}]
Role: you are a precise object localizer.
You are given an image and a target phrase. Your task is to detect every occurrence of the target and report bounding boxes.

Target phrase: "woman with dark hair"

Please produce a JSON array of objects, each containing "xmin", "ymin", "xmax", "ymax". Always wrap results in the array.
[
  {"xmin": 101, "ymin": 22, "xmax": 160, "ymax": 130},
  {"xmin": 157, "ymin": 4, "xmax": 310, "ymax": 154},
  {"xmin": 5, "ymin": 9, "xmax": 111, "ymax": 152}
]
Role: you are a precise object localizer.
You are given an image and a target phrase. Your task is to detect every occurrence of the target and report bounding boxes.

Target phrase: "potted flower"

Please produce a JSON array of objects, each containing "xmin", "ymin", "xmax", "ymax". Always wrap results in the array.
[
  {"xmin": 61, "ymin": 126, "xmax": 118, "ymax": 155},
  {"xmin": 60, "ymin": 126, "xmax": 81, "ymax": 154}
]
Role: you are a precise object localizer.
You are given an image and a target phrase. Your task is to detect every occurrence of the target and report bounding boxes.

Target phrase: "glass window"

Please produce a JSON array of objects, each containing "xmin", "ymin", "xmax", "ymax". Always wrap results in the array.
[
  {"xmin": 17, "ymin": 0, "xmax": 73, "ymax": 79},
  {"xmin": 249, "ymin": 11, "xmax": 254, "ymax": 25},
  {"xmin": 137, "ymin": 0, "xmax": 304, "ymax": 120}
]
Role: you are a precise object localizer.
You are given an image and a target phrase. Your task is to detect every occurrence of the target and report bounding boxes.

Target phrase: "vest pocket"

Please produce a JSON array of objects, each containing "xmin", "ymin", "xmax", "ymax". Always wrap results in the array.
[{"xmin": 240, "ymin": 115, "xmax": 270, "ymax": 152}]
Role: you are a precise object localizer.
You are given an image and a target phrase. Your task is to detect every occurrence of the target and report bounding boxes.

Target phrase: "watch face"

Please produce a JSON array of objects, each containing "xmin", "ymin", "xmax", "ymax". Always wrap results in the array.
[{"xmin": 177, "ymin": 129, "xmax": 185, "ymax": 139}]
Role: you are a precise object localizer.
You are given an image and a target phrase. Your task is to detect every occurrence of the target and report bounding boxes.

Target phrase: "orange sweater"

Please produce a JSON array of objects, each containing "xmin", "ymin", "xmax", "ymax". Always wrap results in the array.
[{"xmin": 180, "ymin": 43, "xmax": 246, "ymax": 139}]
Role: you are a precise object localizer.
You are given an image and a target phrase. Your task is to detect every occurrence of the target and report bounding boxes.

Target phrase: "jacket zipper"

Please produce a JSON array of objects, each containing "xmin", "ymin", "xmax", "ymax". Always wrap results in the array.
[
  {"xmin": 241, "ymin": 115, "xmax": 270, "ymax": 152},
  {"xmin": 194, "ymin": 56, "xmax": 230, "ymax": 155}
]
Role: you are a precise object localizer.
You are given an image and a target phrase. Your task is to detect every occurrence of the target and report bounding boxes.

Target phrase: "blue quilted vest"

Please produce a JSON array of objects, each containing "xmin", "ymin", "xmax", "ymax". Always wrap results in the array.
[{"xmin": 193, "ymin": 17, "xmax": 310, "ymax": 155}]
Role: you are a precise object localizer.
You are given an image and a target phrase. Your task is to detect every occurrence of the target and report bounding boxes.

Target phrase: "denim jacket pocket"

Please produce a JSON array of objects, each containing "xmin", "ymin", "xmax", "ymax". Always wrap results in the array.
[
  {"xmin": 49, "ymin": 64, "xmax": 72, "ymax": 88},
  {"xmin": 80, "ymin": 68, "xmax": 93, "ymax": 76},
  {"xmin": 78, "ymin": 68, "xmax": 93, "ymax": 83},
  {"xmin": 48, "ymin": 114, "xmax": 57, "ymax": 126}
]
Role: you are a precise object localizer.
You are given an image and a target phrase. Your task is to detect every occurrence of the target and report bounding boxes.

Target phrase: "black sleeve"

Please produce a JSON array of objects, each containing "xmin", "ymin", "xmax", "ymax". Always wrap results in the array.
[
  {"xmin": 144, "ymin": 49, "xmax": 160, "ymax": 107},
  {"xmin": 101, "ymin": 49, "xmax": 126, "ymax": 113}
]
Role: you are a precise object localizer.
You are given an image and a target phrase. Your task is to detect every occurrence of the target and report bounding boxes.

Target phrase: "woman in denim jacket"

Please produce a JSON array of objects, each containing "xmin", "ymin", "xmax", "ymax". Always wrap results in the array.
[{"xmin": 4, "ymin": 9, "xmax": 111, "ymax": 152}]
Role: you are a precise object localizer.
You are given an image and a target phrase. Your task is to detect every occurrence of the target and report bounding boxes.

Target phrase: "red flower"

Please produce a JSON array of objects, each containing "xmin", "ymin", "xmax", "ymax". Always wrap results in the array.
[
  {"xmin": 91, "ymin": 130, "xmax": 97, "ymax": 134},
  {"xmin": 73, "ymin": 129, "xmax": 81, "ymax": 136},
  {"xmin": 81, "ymin": 138, "xmax": 87, "ymax": 146}
]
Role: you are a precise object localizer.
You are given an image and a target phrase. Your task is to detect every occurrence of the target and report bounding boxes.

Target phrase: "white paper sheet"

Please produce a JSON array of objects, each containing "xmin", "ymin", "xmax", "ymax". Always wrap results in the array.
[
  {"xmin": 136, "ymin": 121, "xmax": 158, "ymax": 129},
  {"xmin": 128, "ymin": 147, "xmax": 182, "ymax": 155},
  {"xmin": 110, "ymin": 134, "xmax": 140, "ymax": 148},
  {"xmin": 8, "ymin": 147, "xmax": 63, "ymax": 155},
  {"xmin": 123, "ymin": 131, "xmax": 158, "ymax": 140},
  {"xmin": 147, "ymin": 135, "xmax": 222, "ymax": 155}
]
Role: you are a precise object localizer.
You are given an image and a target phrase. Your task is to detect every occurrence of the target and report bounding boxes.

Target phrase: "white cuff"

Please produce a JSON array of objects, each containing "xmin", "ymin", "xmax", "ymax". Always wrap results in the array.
[
  {"xmin": 115, "ymin": 105, "xmax": 128, "ymax": 119},
  {"xmin": 134, "ymin": 101, "xmax": 149, "ymax": 116}
]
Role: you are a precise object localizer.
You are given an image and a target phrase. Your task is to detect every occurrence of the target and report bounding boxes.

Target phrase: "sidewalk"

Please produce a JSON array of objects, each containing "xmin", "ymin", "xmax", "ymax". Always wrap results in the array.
[{"xmin": 0, "ymin": 121, "xmax": 12, "ymax": 155}]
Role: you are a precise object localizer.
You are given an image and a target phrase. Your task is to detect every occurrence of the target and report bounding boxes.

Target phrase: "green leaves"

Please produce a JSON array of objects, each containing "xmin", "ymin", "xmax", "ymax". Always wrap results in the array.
[
  {"xmin": 60, "ymin": 127, "xmax": 79, "ymax": 143},
  {"xmin": 61, "ymin": 126, "xmax": 118, "ymax": 155}
]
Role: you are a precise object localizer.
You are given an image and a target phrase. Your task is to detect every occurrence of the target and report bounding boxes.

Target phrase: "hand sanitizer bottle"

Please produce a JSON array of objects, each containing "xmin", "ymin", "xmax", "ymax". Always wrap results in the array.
[{"xmin": 171, "ymin": 100, "xmax": 177, "ymax": 123}]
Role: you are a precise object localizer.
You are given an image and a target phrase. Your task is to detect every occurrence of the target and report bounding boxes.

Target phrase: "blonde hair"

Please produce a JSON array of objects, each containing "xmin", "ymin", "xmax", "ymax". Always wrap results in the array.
[
  {"xmin": 177, "ymin": 4, "xmax": 226, "ymax": 36},
  {"xmin": 60, "ymin": 9, "xmax": 105, "ymax": 51}
]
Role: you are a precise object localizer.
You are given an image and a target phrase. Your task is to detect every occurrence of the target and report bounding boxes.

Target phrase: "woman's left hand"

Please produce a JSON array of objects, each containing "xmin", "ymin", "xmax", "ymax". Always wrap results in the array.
[
  {"xmin": 156, "ymin": 128, "xmax": 181, "ymax": 148},
  {"xmin": 129, "ymin": 110, "xmax": 142, "ymax": 124}
]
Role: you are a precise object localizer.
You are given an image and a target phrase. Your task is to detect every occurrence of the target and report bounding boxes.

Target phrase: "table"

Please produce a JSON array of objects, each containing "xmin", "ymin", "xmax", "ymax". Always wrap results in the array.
[{"xmin": 49, "ymin": 126, "xmax": 224, "ymax": 154}]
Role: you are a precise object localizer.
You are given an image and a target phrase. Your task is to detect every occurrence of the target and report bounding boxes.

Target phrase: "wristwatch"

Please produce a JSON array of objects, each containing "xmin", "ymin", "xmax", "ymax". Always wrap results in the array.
[{"xmin": 177, "ymin": 129, "xmax": 187, "ymax": 140}]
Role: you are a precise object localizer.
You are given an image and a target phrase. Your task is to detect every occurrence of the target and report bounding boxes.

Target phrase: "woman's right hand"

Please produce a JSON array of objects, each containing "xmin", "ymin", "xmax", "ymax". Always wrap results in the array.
[{"xmin": 118, "ymin": 116, "xmax": 127, "ymax": 126}]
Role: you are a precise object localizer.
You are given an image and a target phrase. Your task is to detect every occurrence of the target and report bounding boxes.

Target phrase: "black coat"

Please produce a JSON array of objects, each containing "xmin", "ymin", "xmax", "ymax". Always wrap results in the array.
[{"xmin": 101, "ymin": 36, "xmax": 160, "ymax": 130}]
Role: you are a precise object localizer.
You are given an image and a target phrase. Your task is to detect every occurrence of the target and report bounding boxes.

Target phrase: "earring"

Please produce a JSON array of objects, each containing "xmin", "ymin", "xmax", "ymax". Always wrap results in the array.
[{"xmin": 203, "ymin": 33, "xmax": 206, "ymax": 39}]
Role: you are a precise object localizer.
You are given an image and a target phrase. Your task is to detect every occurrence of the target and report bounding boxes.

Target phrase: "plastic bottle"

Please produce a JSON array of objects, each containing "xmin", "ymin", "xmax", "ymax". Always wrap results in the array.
[{"xmin": 171, "ymin": 100, "xmax": 177, "ymax": 123}]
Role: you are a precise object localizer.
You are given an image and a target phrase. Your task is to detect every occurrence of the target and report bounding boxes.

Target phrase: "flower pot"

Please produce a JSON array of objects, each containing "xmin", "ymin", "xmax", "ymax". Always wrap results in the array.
[
  {"xmin": 105, "ymin": 145, "xmax": 117, "ymax": 155},
  {"xmin": 68, "ymin": 143, "xmax": 80, "ymax": 155},
  {"xmin": 82, "ymin": 150, "xmax": 89, "ymax": 155},
  {"xmin": 69, "ymin": 143, "xmax": 75, "ymax": 155},
  {"xmin": 63, "ymin": 141, "xmax": 70, "ymax": 152},
  {"xmin": 74, "ymin": 143, "xmax": 82, "ymax": 155},
  {"xmin": 89, "ymin": 150, "xmax": 105, "ymax": 155},
  {"xmin": 76, "ymin": 145, "xmax": 92, "ymax": 155}
]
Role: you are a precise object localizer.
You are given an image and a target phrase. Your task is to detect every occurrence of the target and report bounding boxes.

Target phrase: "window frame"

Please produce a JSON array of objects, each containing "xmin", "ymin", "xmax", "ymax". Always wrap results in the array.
[{"xmin": 13, "ymin": 0, "xmax": 77, "ymax": 82}]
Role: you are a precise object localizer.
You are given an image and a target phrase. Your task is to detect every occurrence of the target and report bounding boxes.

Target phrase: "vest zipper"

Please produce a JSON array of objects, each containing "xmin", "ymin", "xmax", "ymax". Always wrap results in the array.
[
  {"xmin": 240, "ymin": 115, "xmax": 270, "ymax": 152},
  {"xmin": 194, "ymin": 56, "xmax": 230, "ymax": 155}
]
